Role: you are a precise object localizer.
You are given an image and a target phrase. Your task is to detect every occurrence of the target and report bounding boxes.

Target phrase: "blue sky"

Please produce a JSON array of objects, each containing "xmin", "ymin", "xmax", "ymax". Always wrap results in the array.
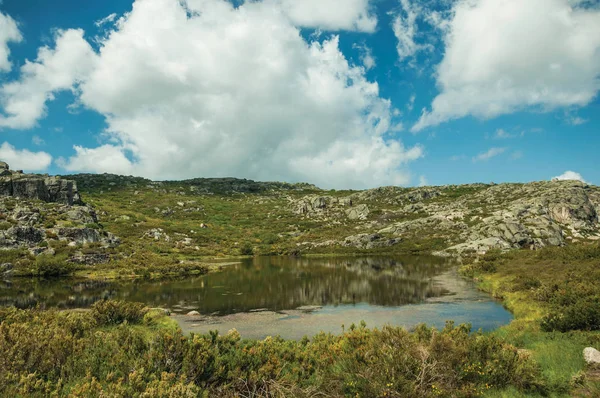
[{"xmin": 0, "ymin": 0, "xmax": 598, "ymax": 188}]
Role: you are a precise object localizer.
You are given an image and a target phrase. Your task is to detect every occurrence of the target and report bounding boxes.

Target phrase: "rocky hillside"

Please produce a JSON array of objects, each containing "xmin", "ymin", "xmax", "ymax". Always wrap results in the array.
[
  {"xmin": 289, "ymin": 181, "xmax": 600, "ymax": 255},
  {"xmin": 0, "ymin": 163, "xmax": 119, "ymax": 277},
  {"xmin": 1, "ymin": 165, "xmax": 599, "ymax": 278}
]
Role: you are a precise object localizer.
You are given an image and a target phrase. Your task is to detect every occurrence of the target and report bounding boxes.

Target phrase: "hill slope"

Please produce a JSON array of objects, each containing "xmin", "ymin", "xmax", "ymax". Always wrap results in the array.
[{"xmin": 1, "ymin": 168, "xmax": 599, "ymax": 278}]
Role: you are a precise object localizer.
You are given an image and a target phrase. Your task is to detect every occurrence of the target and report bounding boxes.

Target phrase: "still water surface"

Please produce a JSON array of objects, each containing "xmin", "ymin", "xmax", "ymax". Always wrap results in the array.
[{"xmin": 0, "ymin": 256, "xmax": 512, "ymax": 339}]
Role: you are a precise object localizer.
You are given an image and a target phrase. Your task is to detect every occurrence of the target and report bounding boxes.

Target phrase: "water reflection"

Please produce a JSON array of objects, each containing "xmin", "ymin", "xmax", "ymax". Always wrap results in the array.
[{"xmin": 0, "ymin": 255, "xmax": 455, "ymax": 314}]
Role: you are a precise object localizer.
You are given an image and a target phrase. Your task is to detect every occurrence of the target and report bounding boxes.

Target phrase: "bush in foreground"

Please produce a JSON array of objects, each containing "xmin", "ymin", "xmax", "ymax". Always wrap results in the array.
[{"xmin": 0, "ymin": 302, "xmax": 543, "ymax": 397}]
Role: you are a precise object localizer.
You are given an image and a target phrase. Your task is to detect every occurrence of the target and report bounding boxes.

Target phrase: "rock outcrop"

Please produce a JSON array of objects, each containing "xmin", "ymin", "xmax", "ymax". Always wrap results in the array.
[
  {"xmin": 0, "ymin": 162, "xmax": 82, "ymax": 205},
  {"xmin": 0, "ymin": 162, "xmax": 120, "ymax": 269},
  {"xmin": 290, "ymin": 179, "xmax": 600, "ymax": 255}
]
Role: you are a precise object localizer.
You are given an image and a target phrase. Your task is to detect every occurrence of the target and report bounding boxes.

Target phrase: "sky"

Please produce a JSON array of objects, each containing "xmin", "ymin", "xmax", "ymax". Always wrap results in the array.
[{"xmin": 0, "ymin": 0, "xmax": 598, "ymax": 189}]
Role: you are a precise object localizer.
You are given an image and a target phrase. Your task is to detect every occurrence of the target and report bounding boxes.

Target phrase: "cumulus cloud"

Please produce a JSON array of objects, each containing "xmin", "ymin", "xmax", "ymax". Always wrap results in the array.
[
  {"xmin": 15, "ymin": 0, "xmax": 420, "ymax": 189},
  {"xmin": 273, "ymin": 0, "xmax": 377, "ymax": 32},
  {"xmin": 413, "ymin": 0, "xmax": 600, "ymax": 131},
  {"xmin": 0, "ymin": 142, "xmax": 52, "ymax": 171},
  {"xmin": 473, "ymin": 147, "xmax": 507, "ymax": 162},
  {"xmin": 552, "ymin": 171, "xmax": 587, "ymax": 183},
  {"xmin": 57, "ymin": 145, "xmax": 134, "ymax": 175},
  {"xmin": 0, "ymin": 29, "xmax": 96, "ymax": 129},
  {"xmin": 0, "ymin": 12, "xmax": 22, "ymax": 72}
]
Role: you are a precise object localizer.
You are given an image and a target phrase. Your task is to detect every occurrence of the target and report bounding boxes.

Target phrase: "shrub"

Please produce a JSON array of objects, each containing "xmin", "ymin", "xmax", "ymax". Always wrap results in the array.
[
  {"xmin": 240, "ymin": 243, "xmax": 254, "ymax": 256},
  {"xmin": 91, "ymin": 300, "xmax": 148, "ymax": 326},
  {"xmin": 541, "ymin": 299, "xmax": 600, "ymax": 332},
  {"xmin": 33, "ymin": 254, "xmax": 75, "ymax": 277}
]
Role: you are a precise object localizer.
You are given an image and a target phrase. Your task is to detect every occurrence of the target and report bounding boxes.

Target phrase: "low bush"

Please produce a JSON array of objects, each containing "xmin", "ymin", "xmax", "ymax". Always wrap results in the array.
[
  {"xmin": 33, "ymin": 254, "xmax": 75, "ymax": 277},
  {"xmin": 91, "ymin": 300, "xmax": 148, "ymax": 326}
]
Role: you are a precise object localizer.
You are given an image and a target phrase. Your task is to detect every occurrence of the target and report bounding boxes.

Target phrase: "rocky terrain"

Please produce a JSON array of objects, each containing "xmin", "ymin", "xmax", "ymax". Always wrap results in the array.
[
  {"xmin": 288, "ymin": 180, "xmax": 600, "ymax": 255},
  {"xmin": 0, "ymin": 163, "xmax": 119, "ymax": 276},
  {"xmin": 1, "ymin": 161, "xmax": 599, "ymax": 278}
]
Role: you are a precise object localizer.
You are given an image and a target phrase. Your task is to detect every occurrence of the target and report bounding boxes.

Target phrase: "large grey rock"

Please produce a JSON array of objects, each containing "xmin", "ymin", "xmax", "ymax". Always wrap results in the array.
[
  {"xmin": 6, "ymin": 226, "xmax": 45, "ymax": 244},
  {"xmin": 445, "ymin": 237, "xmax": 513, "ymax": 255},
  {"xmin": 0, "ymin": 164, "xmax": 82, "ymax": 205},
  {"xmin": 346, "ymin": 204, "xmax": 370, "ymax": 221}
]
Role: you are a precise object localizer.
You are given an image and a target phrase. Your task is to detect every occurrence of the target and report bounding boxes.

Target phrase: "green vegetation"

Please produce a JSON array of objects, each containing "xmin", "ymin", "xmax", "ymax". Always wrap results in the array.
[
  {"xmin": 461, "ymin": 243, "xmax": 600, "ymax": 396},
  {"xmin": 2, "ymin": 175, "xmax": 600, "ymax": 396},
  {"xmin": 0, "ymin": 301, "xmax": 540, "ymax": 397}
]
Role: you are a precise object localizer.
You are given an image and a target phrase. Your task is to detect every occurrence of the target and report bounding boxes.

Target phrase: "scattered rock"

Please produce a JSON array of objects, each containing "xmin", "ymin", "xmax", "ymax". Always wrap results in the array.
[
  {"xmin": 0, "ymin": 263, "xmax": 13, "ymax": 274},
  {"xmin": 584, "ymin": 347, "xmax": 600, "ymax": 365},
  {"xmin": 69, "ymin": 252, "xmax": 111, "ymax": 265},
  {"xmin": 144, "ymin": 228, "xmax": 170, "ymax": 242},
  {"xmin": 186, "ymin": 310, "xmax": 201, "ymax": 316},
  {"xmin": 343, "ymin": 233, "xmax": 401, "ymax": 249}
]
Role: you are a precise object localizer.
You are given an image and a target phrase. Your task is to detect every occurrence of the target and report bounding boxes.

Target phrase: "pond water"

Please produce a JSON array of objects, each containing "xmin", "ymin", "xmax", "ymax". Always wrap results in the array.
[{"xmin": 0, "ymin": 256, "xmax": 513, "ymax": 339}]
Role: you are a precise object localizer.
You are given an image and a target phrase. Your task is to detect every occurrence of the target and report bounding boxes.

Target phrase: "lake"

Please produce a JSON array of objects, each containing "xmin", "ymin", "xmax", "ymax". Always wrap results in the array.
[{"xmin": 0, "ymin": 256, "xmax": 513, "ymax": 339}]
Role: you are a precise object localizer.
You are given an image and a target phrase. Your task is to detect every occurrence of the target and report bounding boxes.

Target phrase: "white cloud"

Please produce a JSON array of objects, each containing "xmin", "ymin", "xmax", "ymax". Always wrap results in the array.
[
  {"xmin": 39, "ymin": 0, "xmax": 421, "ymax": 189},
  {"xmin": 473, "ymin": 147, "xmax": 507, "ymax": 162},
  {"xmin": 95, "ymin": 13, "xmax": 118, "ymax": 27},
  {"xmin": 354, "ymin": 43, "xmax": 376, "ymax": 70},
  {"xmin": 393, "ymin": 0, "xmax": 425, "ymax": 62},
  {"xmin": 418, "ymin": 175, "xmax": 428, "ymax": 187},
  {"xmin": 552, "ymin": 170, "xmax": 587, "ymax": 183},
  {"xmin": 0, "ymin": 142, "xmax": 52, "ymax": 171},
  {"xmin": 0, "ymin": 12, "xmax": 22, "ymax": 72},
  {"xmin": 57, "ymin": 145, "xmax": 134, "ymax": 175},
  {"xmin": 566, "ymin": 116, "xmax": 588, "ymax": 126},
  {"xmin": 413, "ymin": 0, "xmax": 600, "ymax": 131},
  {"xmin": 407, "ymin": 94, "xmax": 416, "ymax": 112},
  {"xmin": 494, "ymin": 129, "xmax": 515, "ymax": 139},
  {"xmin": 0, "ymin": 29, "xmax": 96, "ymax": 129},
  {"xmin": 32, "ymin": 135, "xmax": 45, "ymax": 146},
  {"xmin": 272, "ymin": 0, "xmax": 377, "ymax": 32}
]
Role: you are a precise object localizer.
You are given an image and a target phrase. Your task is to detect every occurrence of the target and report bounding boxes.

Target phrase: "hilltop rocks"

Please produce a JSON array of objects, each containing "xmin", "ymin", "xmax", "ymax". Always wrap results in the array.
[
  {"xmin": 292, "ymin": 195, "xmax": 372, "ymax": 221},
  {"xmin": 293, "ymin": 196, "xmax": 332, "ymax": 217},
  {"xmin": 288, "ymin": 180, "xmax": 600, "ymax": 255},
  {"xmin": 0, "ymin": 163, "xmax": 82, "ymax": 205}
]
